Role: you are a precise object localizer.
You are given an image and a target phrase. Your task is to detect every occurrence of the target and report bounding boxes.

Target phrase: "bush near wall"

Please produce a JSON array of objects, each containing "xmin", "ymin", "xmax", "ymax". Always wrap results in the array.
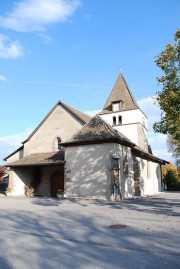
[{"xmin": 165, "ymin": 170, "xmax": 180, "ymax": 191}]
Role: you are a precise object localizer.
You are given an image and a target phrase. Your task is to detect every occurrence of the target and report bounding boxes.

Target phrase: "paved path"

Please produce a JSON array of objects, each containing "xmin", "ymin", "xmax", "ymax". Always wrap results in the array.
[{"xmin": 0, "ymin": 192, "xmax": 179, "ymax": 269}]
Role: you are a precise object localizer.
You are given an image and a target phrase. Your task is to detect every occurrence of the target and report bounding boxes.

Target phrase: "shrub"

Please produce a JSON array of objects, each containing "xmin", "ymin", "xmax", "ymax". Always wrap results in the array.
[{"xmin": 165, "ymin": 170, "xmax": 180, "ymax": 191}]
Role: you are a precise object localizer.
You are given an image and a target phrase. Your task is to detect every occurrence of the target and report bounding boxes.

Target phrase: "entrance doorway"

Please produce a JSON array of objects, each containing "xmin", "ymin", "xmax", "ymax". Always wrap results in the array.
[{"xmin": 51, "ymin": 167, "xmax": 64, "ymax": 197}]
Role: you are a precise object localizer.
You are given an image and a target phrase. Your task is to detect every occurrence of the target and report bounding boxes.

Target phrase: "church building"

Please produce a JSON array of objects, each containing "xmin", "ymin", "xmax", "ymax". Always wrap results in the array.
[{"xmin": 4, "ymin": 74, "xmax": 167, "ymax": 200}]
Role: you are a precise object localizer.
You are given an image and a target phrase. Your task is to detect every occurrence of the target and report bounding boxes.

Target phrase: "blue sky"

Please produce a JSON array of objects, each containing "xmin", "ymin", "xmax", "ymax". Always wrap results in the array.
[{"xmin": 0, "ymin": 0, "xmax": 179, "ymax": 164}]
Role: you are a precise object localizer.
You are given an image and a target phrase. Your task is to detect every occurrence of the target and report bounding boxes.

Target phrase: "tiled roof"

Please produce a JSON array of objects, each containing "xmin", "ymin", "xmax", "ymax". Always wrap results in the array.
[
  {"xmin": 61, "ymin": 115, "xmax": 135, "ymax": 147},
  {"xmin": 132, "ymin": 146, "xmax": 168, "ymax": 165},
  {"xmin": 23, "ymin": 101, "xmax": 91, "ymax": 143},
  {"xmin": 61, "ymin": 115, "xmax": 168, "ymax": 164},
  {"xmin": 3, "ymin": 146, "xmax": 23, "ymax": 161},
  {"xmin": 61, "ymin": 101, "xmax": 91, "ymax": 124},
  {"xmin": 100, "ymin": 73, "xmax": 139, "ymax": 115},
  {"xmin": 6, "ymin": 151, "xmax": 65, "ymax": 167}
]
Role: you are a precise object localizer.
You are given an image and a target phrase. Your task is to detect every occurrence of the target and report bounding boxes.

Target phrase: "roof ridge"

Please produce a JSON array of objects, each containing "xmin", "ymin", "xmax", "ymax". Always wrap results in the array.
[
  {"xmin": 120, "ymin": 74, "xmax": 139, "ymax": 108},
  {"xmin": 60, "ymin": 101, "xmax": 91, "ymax": 124}
]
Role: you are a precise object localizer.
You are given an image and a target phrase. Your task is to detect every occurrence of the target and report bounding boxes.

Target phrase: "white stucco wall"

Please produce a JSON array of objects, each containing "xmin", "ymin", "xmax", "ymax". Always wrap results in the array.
[
  {"xmin": 100, "ymin": 108, "xmax": 147, "ymax": 128},
  {"xmin": 100, "ymin": 108, "xmax": 148, "ymax": 150},
  {"xmin": 65, "ymin": 144, "xmax": 117, "ymax": 199},
  {"xmin": 24, "ymin": 105, "xmax": 84, "ymax": 156},
  {"xmin": 139, "ymin": 160, "xmax": 162, "ymax": 196},
  {"xmin": 65, "ymin": 143, "xmax": 135, "ymax": 200},
  {"xmin": 116, "ymin": 124, "xmax": 139, "ymax": 144},
  {"xmin": 8, "ymin": 168, "xmax": 33, "ymax": 196}
]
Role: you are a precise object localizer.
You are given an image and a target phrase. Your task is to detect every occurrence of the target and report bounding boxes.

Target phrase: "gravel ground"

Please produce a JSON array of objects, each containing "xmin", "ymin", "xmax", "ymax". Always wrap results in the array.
[{"xmin": 0, "ymin": 192, "xmax": 179, "ymax": 269}]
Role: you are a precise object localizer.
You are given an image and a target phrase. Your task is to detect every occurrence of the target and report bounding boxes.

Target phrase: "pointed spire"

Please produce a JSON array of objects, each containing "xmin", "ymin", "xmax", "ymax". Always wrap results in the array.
[{"xmin": 100, "ymin": 73, "xmax": 139, "ymax": 114}]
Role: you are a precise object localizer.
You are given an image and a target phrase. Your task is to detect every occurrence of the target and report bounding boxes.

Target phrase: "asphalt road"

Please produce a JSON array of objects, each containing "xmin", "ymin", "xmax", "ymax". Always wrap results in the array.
[{"xmin": 0, "ymin": 192, "xmax": 179, "ymax": 269}]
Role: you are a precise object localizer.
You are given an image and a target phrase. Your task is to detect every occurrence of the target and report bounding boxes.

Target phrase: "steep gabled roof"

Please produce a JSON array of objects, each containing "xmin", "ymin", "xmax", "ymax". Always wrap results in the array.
[
  {"xmin": 100, "ymin": 73, "xmax": 139, "ymax": 114},
  {"xmin": 23, "ymin": 101, "xmax": 91, "ymax": 143},
  {"xmin": 61, "ymin": 115, "xmax": 136, "ymax": 147}
]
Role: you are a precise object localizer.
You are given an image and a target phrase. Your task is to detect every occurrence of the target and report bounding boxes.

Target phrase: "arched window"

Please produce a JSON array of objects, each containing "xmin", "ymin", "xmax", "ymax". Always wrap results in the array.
[
  {"xmin": 113, "ymin": 116, "xmax": 116, "ymax": 125},
  {"xmin": 57, "ymin": 137, "xmax": 61, "ymax": 150},
  {"xmin": 119, "ymin": 116, "xmax": 122, "ymax": 125}
]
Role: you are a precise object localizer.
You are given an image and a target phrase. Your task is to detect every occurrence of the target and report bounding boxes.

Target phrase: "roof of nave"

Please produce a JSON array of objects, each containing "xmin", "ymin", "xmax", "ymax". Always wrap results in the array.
[{"xmin": 23, "ymin": 100, "xmax": 91, "ymax": 144}]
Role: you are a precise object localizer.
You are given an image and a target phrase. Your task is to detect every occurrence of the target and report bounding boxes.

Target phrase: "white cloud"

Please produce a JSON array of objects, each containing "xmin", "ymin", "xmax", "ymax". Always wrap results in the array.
[
  {"xmin": 0, "ymin": 75, "xmax": 7, "ymax": 81},
  {"xmin": 148, "ymin": 133, "xmax": 172, "ymax": 162},
  {"xmin": 84, "ymin": 110, "xmax": 101, "ymax": 117},
  {"xmin": 137, "ymin": 96, "xmax": 162, "ymax": 131},
  {"xmin": 0, "ymin": 129, "xmax": 33, "ymax": 164},
  {"xmin": 0, "ymin": 34, "xmax": 24, "ymax": 59},
  {"xmin": 38, "ymin": 33, "xmax": 53, "ymax": 45},
  {"xmin": 0, "ymin": 0, "xmax": 81, "ymax": 32}
]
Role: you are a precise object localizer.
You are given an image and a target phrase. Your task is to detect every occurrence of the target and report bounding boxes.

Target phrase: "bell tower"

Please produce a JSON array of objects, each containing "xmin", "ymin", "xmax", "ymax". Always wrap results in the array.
[{"xmin": 99, "ymin": 73, "xmax": 148, "ymax": 151}]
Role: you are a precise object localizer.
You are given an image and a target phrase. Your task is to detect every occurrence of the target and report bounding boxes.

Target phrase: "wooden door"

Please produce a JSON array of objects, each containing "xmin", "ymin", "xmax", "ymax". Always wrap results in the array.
[{"xmin": 51, "ymin": 168, "xmax": 64, "ymax": 197}]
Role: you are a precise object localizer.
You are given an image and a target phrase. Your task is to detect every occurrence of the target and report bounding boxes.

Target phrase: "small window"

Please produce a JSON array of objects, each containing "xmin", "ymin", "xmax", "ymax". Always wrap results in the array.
[
  {"xmin": 57, "ymin": 137, "xmax": 61, "ymax": 150},
  {"xmin": 112, "ymin": 102, "xmax": 120, "ymax": 112},
  {"xmin": 112, "ymin": 158, "xmax": 119, "ymax": 170},
  {"xmin": 112, "ymin": 101, "xmax": 123, "ymax": 112},
  {"xmin": 113, "ymin": 116, "xmax": 116, "ymax": 125},
  {"xmin": 118, "ymin": 116, "xmax": 122, "ymax": 125}
]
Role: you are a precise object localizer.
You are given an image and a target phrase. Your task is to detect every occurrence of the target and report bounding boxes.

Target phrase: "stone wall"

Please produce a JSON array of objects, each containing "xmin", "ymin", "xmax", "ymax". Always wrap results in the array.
[
  {"xmin": 24, "ymin": 105, "xmax": 84, "ymax": 156},
  {"xmin": 8, "ymin": 167, "xmax": 34, "ymax": 196}
]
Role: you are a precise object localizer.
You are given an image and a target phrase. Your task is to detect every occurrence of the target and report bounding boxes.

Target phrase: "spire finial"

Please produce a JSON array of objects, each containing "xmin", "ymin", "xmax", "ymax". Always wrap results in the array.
[{"xmin": 119, "ymin": 65, "xmax": 123, "ymax": 74}]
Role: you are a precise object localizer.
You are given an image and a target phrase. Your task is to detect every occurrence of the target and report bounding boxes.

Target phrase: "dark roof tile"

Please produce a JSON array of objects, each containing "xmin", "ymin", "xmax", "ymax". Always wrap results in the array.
[
  {"xmin": 6, "ymin": 151, "xmax": 65, "ymax": 167},
  {"xmin": 100, "ymin": 73, "xmax": 139, "ymax": 114},
  {"xmin": 62, "ymin": 115, "xmax": 135, "ymax": 147}
]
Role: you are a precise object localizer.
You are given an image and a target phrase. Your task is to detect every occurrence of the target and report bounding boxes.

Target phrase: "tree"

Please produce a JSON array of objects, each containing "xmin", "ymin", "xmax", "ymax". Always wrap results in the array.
[
  {"xmin": 153, "ymin": 28, "xmax": 180, "ymax": 145},
  {"xmin": 165, "ymin": 170, "xmax": 180, "ymax": 191},
  {"xmin": 162, "ymin": 161, "xmax": 180, "ymax": 190},
  {"xmin": 161, "ymin": 161, "xmax": 179, "ymax": 182},
  {"xmin": 167, "ymin": 135, "xmax": 180, "ymax": 167}
]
